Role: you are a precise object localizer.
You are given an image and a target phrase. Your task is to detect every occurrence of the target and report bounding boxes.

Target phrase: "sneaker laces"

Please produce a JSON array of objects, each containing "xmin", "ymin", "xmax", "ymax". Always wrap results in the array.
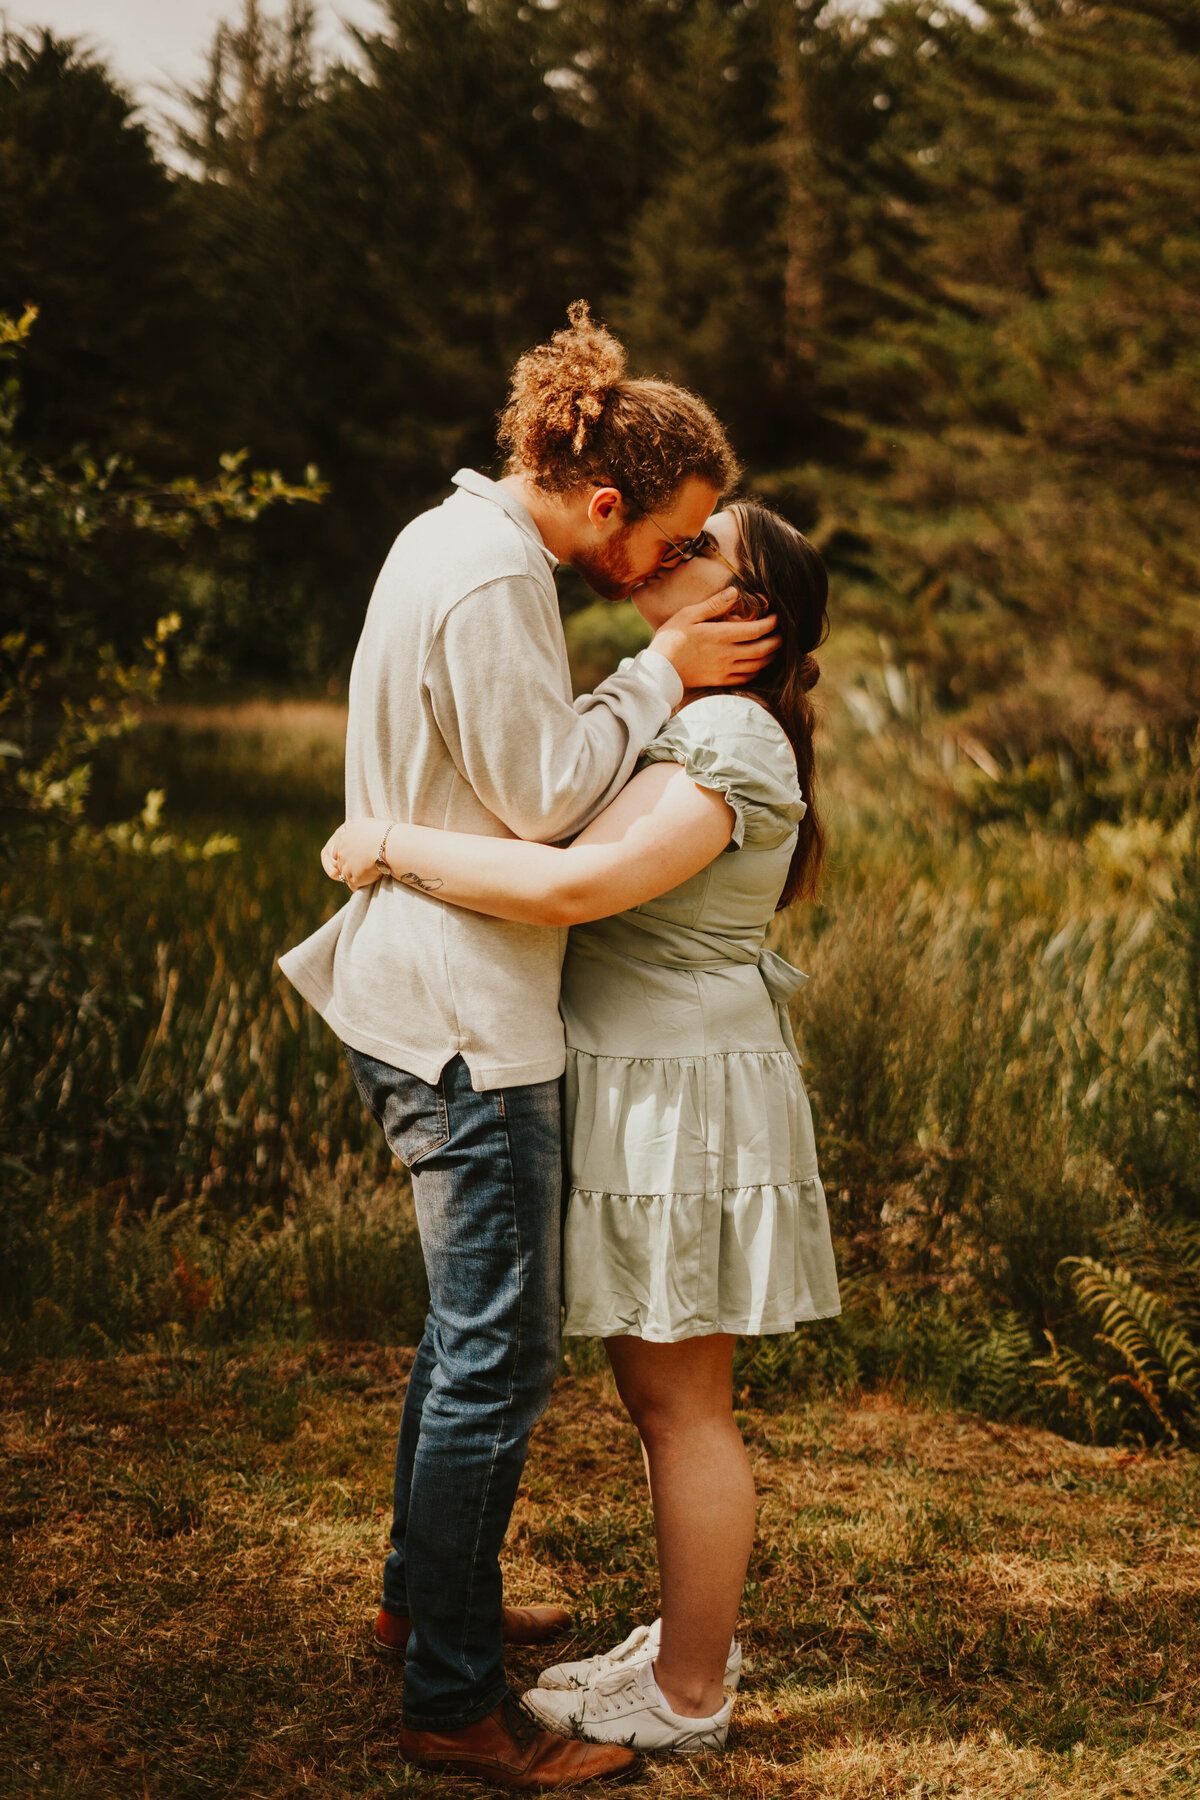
[
  {"xmin": 588, "ymin": 1662, "xmax": 651, "ymax": 1714},
  {"xmin": 587, "ymin": 1685, "xmax": 629, "ymax": 1720},
  {"xmin": 577, "ymin": 1622, "xmax": 653, "ymax": 1682},
  {"xmin": 604, "ymin": 1623, "xmax": 654, "ymax": 1667}
]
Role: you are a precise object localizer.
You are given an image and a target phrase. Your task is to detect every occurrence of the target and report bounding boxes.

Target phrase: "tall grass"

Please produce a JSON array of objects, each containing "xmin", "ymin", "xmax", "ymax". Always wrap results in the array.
[
  {"xmin": 3, "ymin": 711, "xmax": 367, "ymax": 1207},
  {"xmin": 3, "ymin": 695, "xmax": 1198, "ymax": 1441},
  {"xmin": 769, "ymin": 700, "xmax": 1200, "ymax": 1439},
  {"xmin": 0, "ymin": 707, "xmax": 424, "ymax": 1352},
  {"xmin": 0, "ymin": 1168, "xmax": 429, "ymax": 1358}
]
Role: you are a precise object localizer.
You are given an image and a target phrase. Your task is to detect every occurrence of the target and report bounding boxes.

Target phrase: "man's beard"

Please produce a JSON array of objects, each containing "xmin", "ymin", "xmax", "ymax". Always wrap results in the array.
[{"xmin": 571, "ymin": 526, "xmax": 640, "ymax": 602}]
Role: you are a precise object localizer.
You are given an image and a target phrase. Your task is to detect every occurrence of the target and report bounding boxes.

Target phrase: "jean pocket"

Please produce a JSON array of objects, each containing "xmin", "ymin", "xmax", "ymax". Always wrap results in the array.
[{"xmin": 346, "ymin": 1049, "xmax": 451, "ymax": 1167}]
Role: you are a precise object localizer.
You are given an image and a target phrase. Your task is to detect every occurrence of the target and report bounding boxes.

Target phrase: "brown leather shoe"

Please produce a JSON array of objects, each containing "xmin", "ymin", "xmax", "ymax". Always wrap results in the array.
[
  {"xmin": 501, "ymin": 1603, "xmax": 574, "ymax": 1646},
  {"xmin": 398, "ymin": 1691, "xmax": 639, "ymax": 1790},
  {"xmin": 373, "ymin": 1602, "xmax": 572, "ymax": 1661}
]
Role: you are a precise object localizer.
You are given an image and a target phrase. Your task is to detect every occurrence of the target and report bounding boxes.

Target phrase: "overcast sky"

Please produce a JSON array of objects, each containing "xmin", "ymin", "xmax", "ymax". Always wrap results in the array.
[{"xmin": 0, "ymin": 1, "xmax": 385, "ymax": 143}]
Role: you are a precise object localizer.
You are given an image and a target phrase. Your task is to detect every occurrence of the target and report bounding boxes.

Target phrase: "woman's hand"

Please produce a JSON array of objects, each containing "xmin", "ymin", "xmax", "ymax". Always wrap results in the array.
[{"xmin": 321, "ymin": 819, "xmax": 393, "ymax": 891}]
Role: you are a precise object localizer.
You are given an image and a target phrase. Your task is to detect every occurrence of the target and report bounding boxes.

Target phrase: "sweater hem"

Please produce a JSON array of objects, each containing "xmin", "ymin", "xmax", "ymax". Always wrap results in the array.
[
  {"xmin": 277, "ymin": 964, "xmax": 566, "ymax": 1091},
  {"xmin": 635, "ymin": 646, "xmax": 685, "ymax": 710}
]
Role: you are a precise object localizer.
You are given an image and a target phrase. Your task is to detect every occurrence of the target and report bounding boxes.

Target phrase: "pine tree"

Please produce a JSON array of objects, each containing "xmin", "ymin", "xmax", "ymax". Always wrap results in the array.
[
  {"xmin": 0, "ymin": 29, "xmax": 188, "ymax": 462},
  {"xmin": 784, "ymin": 0, "xmax": 1200, "ymax": 741},
  {"xmin": 613, "ymin": 0, "xmax": 923, "ymax": 470},
  {"xmin": 538, "ymin": 0, "xmax": 693, "ymax": 267},
  {"xmin": 174, "ymin": 0, "xmax": 606, "ymax": 667},
  {"xmin": 175, "ymin": 0, "xmax": 317, "ymax": 184},
  {"xmin": 614, "ymin": 0, "xmax": 788, "ymax": 457},
  {"xmin": 775, "ymin": 3, "xmax": 828, "ymax": 367}
]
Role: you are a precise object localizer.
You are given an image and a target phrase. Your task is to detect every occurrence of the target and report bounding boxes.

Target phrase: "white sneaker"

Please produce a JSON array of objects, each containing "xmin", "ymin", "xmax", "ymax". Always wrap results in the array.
[
  {"xmin": 523, "ymin": 1658, "xmax": 731, "ymax": 1753},
  {"xmin": 537, "ymin": 1617, "xmax": 743, "ymax": 1693}
]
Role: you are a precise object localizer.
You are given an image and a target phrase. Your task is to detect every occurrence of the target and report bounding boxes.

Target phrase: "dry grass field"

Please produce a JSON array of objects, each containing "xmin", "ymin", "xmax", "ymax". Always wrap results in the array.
[
  {"xmin": 3, "ymin": 1350, "xmax": 1195, "ymax": 1800},
  {"xmin": 6, "ymin": 693, "xmax": 1199, "ymax": 1795}
]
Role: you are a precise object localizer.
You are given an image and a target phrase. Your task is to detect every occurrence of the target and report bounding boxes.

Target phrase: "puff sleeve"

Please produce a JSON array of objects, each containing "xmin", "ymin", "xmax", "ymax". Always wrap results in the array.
[{"xmin": 640, "ymin": 694, "xmax": 806, "ymax": 850}]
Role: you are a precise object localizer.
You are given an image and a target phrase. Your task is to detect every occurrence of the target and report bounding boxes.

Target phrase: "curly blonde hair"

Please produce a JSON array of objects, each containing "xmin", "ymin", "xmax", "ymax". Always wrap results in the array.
[{"xmin": 497, "ymin": 301, "xmax": 739, "ymax": 510}]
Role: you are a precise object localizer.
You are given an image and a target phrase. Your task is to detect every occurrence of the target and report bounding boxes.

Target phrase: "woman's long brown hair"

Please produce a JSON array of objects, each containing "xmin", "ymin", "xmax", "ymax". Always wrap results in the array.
[{"xmin": 724, "ymin": 502, "xmax": 829, "ymax": 907}]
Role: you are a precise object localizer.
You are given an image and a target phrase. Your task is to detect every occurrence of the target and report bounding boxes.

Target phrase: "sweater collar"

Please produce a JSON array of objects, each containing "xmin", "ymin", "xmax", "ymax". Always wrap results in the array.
[{"xmin": 451, "ymin": 469, "xmax": 558, "ymax": 570}]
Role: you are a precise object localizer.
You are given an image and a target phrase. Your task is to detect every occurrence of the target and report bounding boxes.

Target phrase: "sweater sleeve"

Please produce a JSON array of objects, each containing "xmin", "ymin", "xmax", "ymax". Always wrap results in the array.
[{"xmin": 424, "ymin": 574, "xmax": 684, "ymax": 843}]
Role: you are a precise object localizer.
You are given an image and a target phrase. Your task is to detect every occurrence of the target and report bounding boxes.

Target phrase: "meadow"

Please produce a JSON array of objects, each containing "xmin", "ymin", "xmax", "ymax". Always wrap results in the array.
[
  {"xmin": 3, "ymin": 677, "xmax": 1198, "ymax": 1797},
  {"xmin": 5, "ymin": 3, "xmax": 1199, "ymax": 1784},
  {"xmin": 3, "ymin": 1346, "xmax": 1195, "ymax": 1800},
  {"xmin": 4, "ymin": 671, "xmax": 1198, "ymax": 1440}
]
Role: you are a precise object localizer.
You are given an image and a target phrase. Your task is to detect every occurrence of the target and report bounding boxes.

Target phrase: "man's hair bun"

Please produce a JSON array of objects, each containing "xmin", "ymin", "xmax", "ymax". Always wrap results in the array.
[
  {"xmin": 501, "ymin": 301, "xmax": 626, "ymax": 462},
  {"xmin": 497, "ymin": 302, "xmax": 739, "ymax": 510}
]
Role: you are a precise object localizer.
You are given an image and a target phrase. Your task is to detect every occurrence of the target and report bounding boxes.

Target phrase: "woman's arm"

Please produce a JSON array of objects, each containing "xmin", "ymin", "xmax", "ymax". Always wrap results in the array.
[{"xmin": 322, "ymin": 762, "xmax": 735, "ymax": 927}]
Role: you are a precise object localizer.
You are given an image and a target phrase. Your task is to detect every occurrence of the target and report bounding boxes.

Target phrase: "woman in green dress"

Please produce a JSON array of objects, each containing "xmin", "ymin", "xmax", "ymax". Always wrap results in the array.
[{"xmin": 323, "ymin": 500, "xmax": 840, "ymax": 1754}]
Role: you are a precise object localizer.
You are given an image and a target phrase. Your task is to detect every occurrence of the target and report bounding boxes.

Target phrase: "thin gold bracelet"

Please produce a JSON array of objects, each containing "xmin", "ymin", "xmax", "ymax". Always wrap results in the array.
[{"xmin": 374, "ymin": 824, "xmax": 395, "ymax": 877}]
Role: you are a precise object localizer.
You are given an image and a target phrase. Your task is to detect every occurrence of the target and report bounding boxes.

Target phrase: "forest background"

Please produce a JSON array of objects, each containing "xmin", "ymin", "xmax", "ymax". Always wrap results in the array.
[
  {"xmin": 3, "ymin": 0, "xmax": 1200, "ymax": 1437},
  {"xmin": 3, "ymin": 4, "xmax": 1200, "ymax": 1795}
]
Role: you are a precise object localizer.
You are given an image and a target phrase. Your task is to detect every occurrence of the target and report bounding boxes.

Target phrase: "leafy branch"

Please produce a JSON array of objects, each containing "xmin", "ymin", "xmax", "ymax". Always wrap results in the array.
[{"xmin": 0, "ymin": 306, "xmax": 324, "ymax": 860}]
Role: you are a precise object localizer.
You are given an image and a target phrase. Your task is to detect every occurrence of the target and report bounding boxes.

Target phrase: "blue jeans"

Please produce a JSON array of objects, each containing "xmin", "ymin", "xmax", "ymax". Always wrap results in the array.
[{"xmin": 345, "ymin": 1047, "xmax": 563, "ymax": 1730}]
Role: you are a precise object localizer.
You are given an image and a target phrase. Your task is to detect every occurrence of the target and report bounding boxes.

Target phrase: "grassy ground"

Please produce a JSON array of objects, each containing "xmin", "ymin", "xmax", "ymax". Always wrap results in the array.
[
  {"xmin": 6, "ymin": 692, "xmax": 1198, "ymax": 1793},
  {"xmin": 3, "ymin": 1351, "xmax": 1196, "ymax": 1800}
]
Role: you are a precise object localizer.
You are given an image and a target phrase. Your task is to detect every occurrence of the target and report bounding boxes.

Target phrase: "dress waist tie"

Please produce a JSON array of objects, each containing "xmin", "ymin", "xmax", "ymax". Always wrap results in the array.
[
  {"xmin": 568, "ymin": 917, "xmax": 809, "ymax": 1065},
  {"xmin": 755, "ymin": 948, "xmax": 808, "ymax": 1067}
]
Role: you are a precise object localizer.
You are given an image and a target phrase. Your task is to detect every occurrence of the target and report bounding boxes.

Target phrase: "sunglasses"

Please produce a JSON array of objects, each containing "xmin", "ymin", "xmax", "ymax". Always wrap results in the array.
[
  {"xmin": 632, "ymin": 503, "xmax": 768, "ymax": 608},
  {"xmin": 631, "ymin": 503, "xmax": 743, "ymax": 582}
]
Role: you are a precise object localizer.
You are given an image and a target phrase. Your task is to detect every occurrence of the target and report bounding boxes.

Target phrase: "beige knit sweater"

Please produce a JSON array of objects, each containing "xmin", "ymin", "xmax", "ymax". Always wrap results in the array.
[{"xmin": 278, "ymin": 469, "xmax": 683, "ymax": 1090}]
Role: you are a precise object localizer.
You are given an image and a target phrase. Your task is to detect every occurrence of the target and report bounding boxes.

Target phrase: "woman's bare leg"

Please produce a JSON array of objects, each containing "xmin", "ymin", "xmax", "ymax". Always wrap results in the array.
[{"xmin": 604, "ymin": 1333, "xmax": 754, "ymax": 1720}]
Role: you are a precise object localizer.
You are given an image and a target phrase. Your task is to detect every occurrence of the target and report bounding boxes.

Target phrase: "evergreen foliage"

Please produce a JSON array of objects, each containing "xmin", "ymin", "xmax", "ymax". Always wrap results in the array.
[
  {"xmin": 1, "ymin": 0, "xmax": 1195, "ymax": 723},
  {"xmin": 813, "ymin": 0, "xmax": 1200, "ymax": 742},
  {"xmin": 0, "ymin": 30, "xmax": 189, "ymax": 462},
  {"xmin": 615, "ymin": 0, "xmax": 788, "ymax": 451}
]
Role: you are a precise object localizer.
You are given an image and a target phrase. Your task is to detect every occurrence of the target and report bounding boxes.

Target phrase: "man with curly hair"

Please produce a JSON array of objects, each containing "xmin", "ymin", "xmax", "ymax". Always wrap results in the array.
[{"xmin": 281, "ymin": 303, "xmax": 777, "ymax": 1789}]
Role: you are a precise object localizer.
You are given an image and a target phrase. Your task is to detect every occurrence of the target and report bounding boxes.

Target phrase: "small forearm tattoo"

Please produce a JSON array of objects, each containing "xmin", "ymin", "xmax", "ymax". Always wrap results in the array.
[{"xmin": 398, "ymin": 870, "xmax": 444, "ymax": 894}]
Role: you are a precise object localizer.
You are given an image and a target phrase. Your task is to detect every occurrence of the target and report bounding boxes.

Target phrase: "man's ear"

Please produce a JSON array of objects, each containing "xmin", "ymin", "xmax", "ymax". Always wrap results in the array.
[{"xmin": 586, "ymin": 486, "xmax": 624, "ymax": 530}]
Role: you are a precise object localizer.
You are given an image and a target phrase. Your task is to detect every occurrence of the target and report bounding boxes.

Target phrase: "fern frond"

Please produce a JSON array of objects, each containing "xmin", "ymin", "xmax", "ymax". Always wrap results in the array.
[
  {"xmin": 961, "ymin": 1312, "xmax": 1035, "ymax": 1421},
  {"xmin": 1032, "ymin": 1331, "xmax": 1109, "ymax": 1442},
  {"xmin": 1105, "ymin": 1217, "xmax": 1200, "ymax": 1333},
  {"xmin": 1108, "ymin": 1370, "xmax": 1173, "ymax": 1436},
  {"xmin": 1059, "ymin": 1254, "xmax": 1200, "ymax": 1441},
  {"xmin": 748, "ymin": 1335, "xmax": 796, "ymax": 1391},
  {"xmin": 1035, "ymin": 1332, "xmax": 1101, "ymax": 1399},
  {"xmin": 1066, "ymin": 1257, "xmax": 1200, "ymax": 1398}
]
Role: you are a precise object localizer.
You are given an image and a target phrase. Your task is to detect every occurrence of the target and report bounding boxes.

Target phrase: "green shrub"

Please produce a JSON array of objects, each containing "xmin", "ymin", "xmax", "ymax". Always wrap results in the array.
[
  {"xmin": 958, "ymin": 1313, "xmax": 1038, "ymax": 1423},
  {"xmin": 563, "ymin": 601, "xmax": 652, "ymax": 696},
  {"xmin": 1034, "ymin": 1218, "xmax": 1200, "ymax": 1445},
  {"xmin": 8, "ymin": 681, "xmax": 1200, "ymax": 1460},
  {"xmin": 0, "ymin": 1167, "xmax": 428, "ymax": 1359},
  {"xmin": 296, "ymin": 1171, "xmax": 429, "ymax": 1344},
  {"xmin": 733, "ymin": 1279, "xmax": 974, "ymax": 1408}
]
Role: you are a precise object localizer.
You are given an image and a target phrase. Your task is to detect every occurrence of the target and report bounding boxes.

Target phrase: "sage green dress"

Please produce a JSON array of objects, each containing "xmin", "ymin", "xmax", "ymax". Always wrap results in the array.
[{"xmin": 560, "ymin": 693, "xmax": 841, "ymax": 1343}]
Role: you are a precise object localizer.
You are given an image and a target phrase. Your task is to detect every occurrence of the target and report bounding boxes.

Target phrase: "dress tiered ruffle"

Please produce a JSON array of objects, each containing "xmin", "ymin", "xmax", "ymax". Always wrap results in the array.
[{"xmin": 562, "ymin": 1046, "xmax": 840, "ymax": 1342}]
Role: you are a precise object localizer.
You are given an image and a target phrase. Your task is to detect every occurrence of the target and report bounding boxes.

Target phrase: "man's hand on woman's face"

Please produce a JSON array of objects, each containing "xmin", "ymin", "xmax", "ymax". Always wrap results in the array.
[
  {"xmin": 321, "ymin": 819, "xmax": 390, "ymax": 891},
  {"xmin": 650, "ymin": 588, "xmax": 782, "ymax": 689}
]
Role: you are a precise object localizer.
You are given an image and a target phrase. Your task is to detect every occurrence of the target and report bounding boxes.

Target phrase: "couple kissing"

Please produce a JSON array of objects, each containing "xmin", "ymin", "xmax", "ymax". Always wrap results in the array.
[{"xmin": 279, "ymin": 301, "xmax": 840, "ymax": 1790}]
